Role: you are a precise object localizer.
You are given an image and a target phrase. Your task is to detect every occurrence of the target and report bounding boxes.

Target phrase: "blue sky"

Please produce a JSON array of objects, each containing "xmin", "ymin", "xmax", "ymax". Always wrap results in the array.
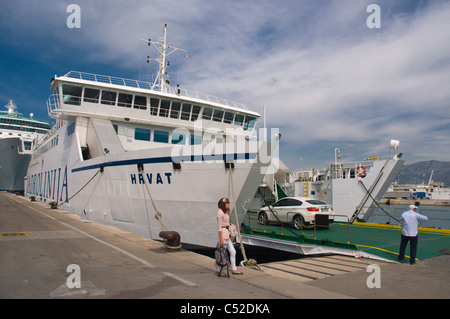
[{"xmin": 1, "ymin": 0, "xmax": 449, "ymax": 170}]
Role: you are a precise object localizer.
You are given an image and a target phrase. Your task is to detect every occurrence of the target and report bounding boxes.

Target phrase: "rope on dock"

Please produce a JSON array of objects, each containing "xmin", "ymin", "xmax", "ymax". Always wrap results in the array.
[
  {"xmin": 139, "ymin": 164, "xmax": 181, "ymax": 249},
  {"xmin": 228, "ymin": 164, "xmax": 261, "ymax": 271}
]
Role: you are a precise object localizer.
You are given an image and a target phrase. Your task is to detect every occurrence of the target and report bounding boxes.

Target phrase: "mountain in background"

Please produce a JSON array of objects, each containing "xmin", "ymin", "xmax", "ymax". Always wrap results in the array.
[{"xmin": 396, "ymin": 160, "xmax": 450, "ymax": 187}]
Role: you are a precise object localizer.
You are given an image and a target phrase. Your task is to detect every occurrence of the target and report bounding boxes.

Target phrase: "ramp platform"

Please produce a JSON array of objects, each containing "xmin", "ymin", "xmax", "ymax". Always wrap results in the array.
[{"xmin": 240, "ymin": 211, "xmax": 450, "ymax": 263}]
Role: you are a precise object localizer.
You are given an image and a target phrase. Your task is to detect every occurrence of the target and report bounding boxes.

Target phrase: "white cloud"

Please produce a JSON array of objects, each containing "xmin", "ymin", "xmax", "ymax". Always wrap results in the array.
[
  {"xmin": 1, "ymin": 0, "xmax": 449, "ymax": 169},
  {"xmin": 179, "ymin": 0, "xmax": 450, "ymax": 168}
]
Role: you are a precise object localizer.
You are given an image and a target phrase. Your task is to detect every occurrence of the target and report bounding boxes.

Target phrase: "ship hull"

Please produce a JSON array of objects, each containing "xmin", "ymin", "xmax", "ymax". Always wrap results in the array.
[
  {"xmin": 25, "ymin": 120, "xmax": 276, "ymax": 247},
  {"xmin": 0, "ymin": 137, "xmax": 31, "ymax": 191}
]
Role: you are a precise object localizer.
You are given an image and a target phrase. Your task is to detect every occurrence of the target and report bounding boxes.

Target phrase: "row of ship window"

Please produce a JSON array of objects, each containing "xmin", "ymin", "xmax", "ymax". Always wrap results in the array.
[
  {"xmin": 33, "ymin": 135, "xmax": 59, "ymax": 158},
  {"xmin": 112, "ymin": 124, "xmax": 206, "ymax": 145},
  {"xmin": 0, "ymin": 118, "xmax": 51, "ymax": 130},
  {"xmin": 130, "ymin": 126, "xmax": 202, "ymax": 145},
  {"xmin": 0, "ymin": 124, "xmax": 49, "ymax": 134},
  {"xmin": 60, "ymin": 84, "xmax": 256, "ymax": 130}
]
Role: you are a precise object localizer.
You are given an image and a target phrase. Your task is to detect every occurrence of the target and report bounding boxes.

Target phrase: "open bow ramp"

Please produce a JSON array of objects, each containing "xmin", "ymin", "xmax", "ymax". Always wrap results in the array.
[{"xmin": 240, "ymin": 212, "xmax": 450, "ymax": 263}]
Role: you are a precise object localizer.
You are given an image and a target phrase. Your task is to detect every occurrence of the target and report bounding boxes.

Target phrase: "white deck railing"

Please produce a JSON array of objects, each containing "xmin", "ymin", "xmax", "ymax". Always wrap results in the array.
[{"xmin": 63, "ymin": 71, "xmax": 249, "ymax": 111}]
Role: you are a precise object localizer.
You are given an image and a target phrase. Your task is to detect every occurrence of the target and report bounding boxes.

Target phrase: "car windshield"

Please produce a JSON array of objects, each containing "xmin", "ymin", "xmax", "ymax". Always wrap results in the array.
[
  {"xmin": 273, "ymin": 199, "xmax": 288, "ymax": 207},
  {"xmin": 306, "ymin": 200, "xmax": 327, "ymax": 205},
  {"xmin": 274, "ymin": 199, "xmax": 302, "ymax": 207}
]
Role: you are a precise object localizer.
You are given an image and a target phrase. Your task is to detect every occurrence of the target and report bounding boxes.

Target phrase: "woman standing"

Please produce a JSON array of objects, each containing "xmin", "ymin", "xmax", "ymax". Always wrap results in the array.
[{"xmin": 217, "ymin": 198, "xmax": 243, "ymax": 276}]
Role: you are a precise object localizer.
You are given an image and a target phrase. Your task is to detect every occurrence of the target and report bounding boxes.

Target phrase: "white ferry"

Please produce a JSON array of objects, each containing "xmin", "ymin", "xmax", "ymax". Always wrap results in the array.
[
  {"xmin": 0, "ymin": 100, "xmax": 51, "ymax": 192},
  {"xmin": 24, "ymin": 26, "xmax": 278, "ymax": 248},
  {"xmin": 385, "ymin": 171, "xmax": 450, "ymax": 201}
]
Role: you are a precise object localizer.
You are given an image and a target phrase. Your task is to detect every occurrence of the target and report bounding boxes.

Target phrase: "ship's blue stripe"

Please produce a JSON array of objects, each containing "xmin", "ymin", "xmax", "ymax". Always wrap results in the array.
[{"xmin": 71, "ymin": 152, "xmax": 256, "ymax": 173}]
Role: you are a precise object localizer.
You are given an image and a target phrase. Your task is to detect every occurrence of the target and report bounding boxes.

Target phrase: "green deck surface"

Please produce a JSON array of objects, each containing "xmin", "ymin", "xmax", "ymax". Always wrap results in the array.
[{"xmin": 242, "ymin": 212, "xmax": 450, "ymax": 262}]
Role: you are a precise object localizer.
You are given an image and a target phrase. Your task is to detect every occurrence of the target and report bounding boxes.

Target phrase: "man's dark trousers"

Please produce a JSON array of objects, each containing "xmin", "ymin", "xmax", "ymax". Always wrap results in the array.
[{"xmin": 398, "ymin": 234, "xmax": 418, "ymax": 264}]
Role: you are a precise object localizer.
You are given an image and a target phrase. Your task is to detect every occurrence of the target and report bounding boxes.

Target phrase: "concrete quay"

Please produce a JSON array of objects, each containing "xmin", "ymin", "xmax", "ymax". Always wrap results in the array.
[{"xmin": 1, "ymin": 191, "xmax": 449, "ymax": 302}]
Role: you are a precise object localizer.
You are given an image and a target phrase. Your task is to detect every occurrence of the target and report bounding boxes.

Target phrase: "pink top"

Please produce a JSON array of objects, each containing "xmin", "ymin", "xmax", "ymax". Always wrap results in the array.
[{"xmin": 217, "ymin": 209, "xmax": 230, "ymax": 244}]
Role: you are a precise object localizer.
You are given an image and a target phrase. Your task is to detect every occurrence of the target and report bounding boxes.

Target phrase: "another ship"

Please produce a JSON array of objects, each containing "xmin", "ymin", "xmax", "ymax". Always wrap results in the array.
[
  {"xmin": 24, "ymin": 25, "xmax": 278, "ymax": 248},
  {"xmin": 385, "ymin": 170, "xmax": 450, "ymax": 201},
  {"xmin": 249, "ymin": 140, "xmax": 404, "ymax": 223},
  {"xmin": 0, "ymin": 100, "xmax": 51, "ymax": 192}
]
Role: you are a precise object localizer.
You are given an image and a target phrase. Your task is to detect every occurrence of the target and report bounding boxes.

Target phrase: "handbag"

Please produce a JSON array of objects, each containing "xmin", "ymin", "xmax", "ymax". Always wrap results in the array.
[{"xmin": 215, "ymin": 246, "xmax": 230, "ymax": 277}]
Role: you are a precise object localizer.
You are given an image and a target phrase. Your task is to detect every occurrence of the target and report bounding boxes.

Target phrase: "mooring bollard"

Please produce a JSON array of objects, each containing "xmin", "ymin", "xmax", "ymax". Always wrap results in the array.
[{"xmin": 159, "ymin": 231, "xmax": 181, "ymax": 249}]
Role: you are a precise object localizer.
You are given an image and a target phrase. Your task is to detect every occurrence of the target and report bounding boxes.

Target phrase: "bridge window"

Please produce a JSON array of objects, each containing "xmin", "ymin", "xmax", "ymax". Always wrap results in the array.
[
  {"xmin": 133, "ymin": 95, "xmax": 147, "ymax": 110},
  {"xmin": 150, "ymin": 98, "xmax": 159, "ymax": 115},
  {"xmin": 234, "ymin": 114, "xmax": 244, "ymax": 126},
  {"xmin": 62, "ymin": 84, "xmax": 82, "ymax": 105},
  {"xmin": 154, "ymin": 130, "xmax": 169, "ymax": 143},
  {"xmin": 223, "ymin": 112, "xmax": 234, "ymax": 124},
  {"xmin": 170, "ymin": 101, "xmax": 181, "ymax": 119},
  {"xmin": 134, "ymin": 128, "xmax": 151, "ymax": 141},
  {"xmin": 212, "ymin": 109, "xmax": 224, "ymax": 122},
  {"xmin": 118, "ymin": 93, "xmax": 132, "ymax": 107},
  {"xmin": 159, "ymin": 100, "xmax": 170, "ymax": 117},
  {"xmin": 243, "ymin": 116, "xmax": 256, "ymax": 130},
  {"xmin": 101, "ymin": 91, "xmax": 117, "ymax": 105},
  {"xmin": 191, "ymin": 105, "xmax": 201, "ymax": 121},
  {"xmin": 202, "ymin": 107, "xmax": 212, "ymax": 120},
  {"xmin": 84, "ymin": 88, "xmax": 100, "ymax": 103},
  {"xmin": 180, "ymin": 103, "xmax": 191, "ymax": 121}
]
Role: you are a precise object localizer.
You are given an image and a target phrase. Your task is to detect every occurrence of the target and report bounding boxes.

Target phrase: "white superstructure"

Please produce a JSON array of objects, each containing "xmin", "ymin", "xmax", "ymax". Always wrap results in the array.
[
  {"xmin": 24, "ymin": 26, "xmax": 278, "ymax": 247},
  {"xmin": 0, "ymin": 100, "xmax": 51, "ymax": 191}
]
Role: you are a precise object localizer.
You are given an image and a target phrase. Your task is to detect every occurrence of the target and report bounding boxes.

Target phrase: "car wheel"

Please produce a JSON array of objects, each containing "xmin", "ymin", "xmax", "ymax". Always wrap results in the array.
[
  {"xmin": 293, "ymin": 215, "xmax": 304, "ymax": 230},
  {"xmin": 258, "ymin": 212, "xmax": 268, "ymax": 225}
]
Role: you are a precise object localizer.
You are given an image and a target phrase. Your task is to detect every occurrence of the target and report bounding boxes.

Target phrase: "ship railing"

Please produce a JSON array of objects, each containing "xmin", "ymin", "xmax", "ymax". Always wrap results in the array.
[
  {"xmin": 63, "ymin": 71, "xmax": 249, "ymax": 110},
  {"xmin": 46, "ymin": 94, "xmax": 60, "ymax": 116},
  {"xmin": 365, "ymin": 205, "xmax": 450, "ymax": 230},
  {"xmin": 292, "ymin": 160, "xmax": 378, "ymax": 182},
  {"xmin": 244, "ymin": 211, "xmax": 351, "ymax": 245}
]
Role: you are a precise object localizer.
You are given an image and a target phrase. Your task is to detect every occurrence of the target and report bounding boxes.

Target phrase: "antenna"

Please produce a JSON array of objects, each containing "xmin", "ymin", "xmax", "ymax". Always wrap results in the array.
[
  {"xmin": 142, "ymin": 24, "xmax": 190, "ymax": 93},
  {"xmin": 4, "ymin": 99, "xmax": 17, "ymax": 114}
]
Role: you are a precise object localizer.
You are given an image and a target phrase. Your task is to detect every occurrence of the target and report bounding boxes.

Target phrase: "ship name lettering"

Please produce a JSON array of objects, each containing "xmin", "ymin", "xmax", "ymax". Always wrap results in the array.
[
  {"xmin": 25, "ymin": 165, "xmax": 68, "ymax": 203},
  {"xmin": 130, "ymin": 172, "xmax": 172, "ymax": 185}
]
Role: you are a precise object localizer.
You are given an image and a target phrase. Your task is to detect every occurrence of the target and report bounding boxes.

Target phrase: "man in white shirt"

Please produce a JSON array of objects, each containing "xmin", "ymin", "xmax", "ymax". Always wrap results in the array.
[{"xmin": 398, "ymin": 204, "xmax": 428, "ymax": 264}]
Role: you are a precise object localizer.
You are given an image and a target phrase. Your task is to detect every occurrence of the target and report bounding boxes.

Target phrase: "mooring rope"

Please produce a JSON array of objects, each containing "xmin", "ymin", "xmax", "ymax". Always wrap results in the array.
[
  {"xmin": 228, "ymin": 165, "xmax": 261, "ymax": 271},
  {"xmin": 138, "ymin": 166, "xmax": 169, "ymax": 232},
  {"xmin": 57, "ymin": 168, "xmax": 102, "ymax": 207}
]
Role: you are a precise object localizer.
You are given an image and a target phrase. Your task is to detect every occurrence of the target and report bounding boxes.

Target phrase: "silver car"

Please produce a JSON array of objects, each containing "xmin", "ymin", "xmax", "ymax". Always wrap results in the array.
[{"xmin": 257, "ymin": 197, "xmax": 334, "ymax": 230}]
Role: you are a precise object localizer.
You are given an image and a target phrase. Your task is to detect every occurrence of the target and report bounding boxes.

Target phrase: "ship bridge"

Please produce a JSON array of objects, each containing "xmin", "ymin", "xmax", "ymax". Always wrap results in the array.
[
  {"xmin": 47, "ymin": 71, "xmax": 259, "ymax": 135},
  {"xmin": 47, "ymin": 71, "xmax": 260, "ymax": 159},
  {"xmin": 46, "ymin": 71, "xmax": 263, "ymax": 157}
]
